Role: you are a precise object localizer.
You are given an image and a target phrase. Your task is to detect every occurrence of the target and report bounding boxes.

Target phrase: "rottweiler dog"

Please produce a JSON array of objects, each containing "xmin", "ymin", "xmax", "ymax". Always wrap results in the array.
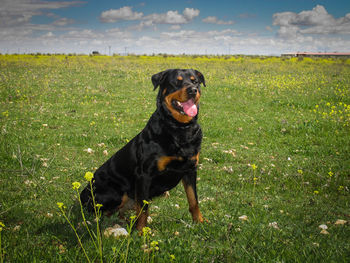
[{"xmin": 80, "ymin": 69, "xmax": 206, "ymax": 230}]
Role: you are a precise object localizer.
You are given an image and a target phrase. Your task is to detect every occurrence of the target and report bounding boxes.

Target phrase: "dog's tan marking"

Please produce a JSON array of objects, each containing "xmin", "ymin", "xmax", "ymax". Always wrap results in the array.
[
  {"xmin": 117, "ymin": 193, "xmax": 129, "ymax": 209},
  {"xmin": 157, "ymin": 156, "xmax": 183, "ymax": 172},
  {"xmin": 135, "ymin": 203, "xmax": 149, "ymax": 231},
  {"xmin": 191, "ymin": 153, "xmax": 200, "ymax": 166},
  {"xmin": 190, "ymin": 76, "xmax": 195, "ymax": 80},
  {"xmin": 117, "ymin": 194, "xmax": 135, "ymax": 219},
  {"xmin": 182, "ymin": 180, "xmax": 203, "ymax": 222},
  {"xmin": 177, "ymin": 75, "xmax": 183, "ymax": 81}
]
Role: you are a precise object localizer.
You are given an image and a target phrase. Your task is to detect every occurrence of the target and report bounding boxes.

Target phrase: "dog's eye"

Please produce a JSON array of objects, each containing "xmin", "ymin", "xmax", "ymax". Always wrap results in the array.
[
  {"xmin": 177, "ymin": 76, "xmax": 183, "ymax": 86},
  {"xmin": 176, "ymin": 80, "xmax": 182, "ymax": 86},
  {"xmin": 190, "ymin": 76, "xmax": 198, "ymax": 84}
]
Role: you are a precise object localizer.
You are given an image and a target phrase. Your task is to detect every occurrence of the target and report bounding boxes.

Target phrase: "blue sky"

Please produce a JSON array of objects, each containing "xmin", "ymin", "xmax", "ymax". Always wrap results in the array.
[{"xmin": 1, "ymin": 0, "xmax": 349, "ymax": 54}]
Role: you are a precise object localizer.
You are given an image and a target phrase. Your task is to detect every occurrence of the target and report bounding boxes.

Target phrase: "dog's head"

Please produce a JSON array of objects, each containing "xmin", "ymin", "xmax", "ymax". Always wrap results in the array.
[{"xmin": 152, "ymin": 69, "xmax": 206, "ymax": 123}]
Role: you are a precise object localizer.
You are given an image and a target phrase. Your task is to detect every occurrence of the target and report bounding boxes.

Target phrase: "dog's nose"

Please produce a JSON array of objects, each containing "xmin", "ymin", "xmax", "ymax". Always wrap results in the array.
[{"xmin": 187, "ymin": 87, "xmax": 198, "ymax": 96}]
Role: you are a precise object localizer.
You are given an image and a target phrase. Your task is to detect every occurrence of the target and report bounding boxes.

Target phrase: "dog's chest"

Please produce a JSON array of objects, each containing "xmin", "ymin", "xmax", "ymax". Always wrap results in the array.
[
  {"xmin": 166, "ymin": 125, "xmax": 201, "ymax": 151},
  {"xmin": 156, "ymin": 151, "xmax": 199, "ymax": 173}
]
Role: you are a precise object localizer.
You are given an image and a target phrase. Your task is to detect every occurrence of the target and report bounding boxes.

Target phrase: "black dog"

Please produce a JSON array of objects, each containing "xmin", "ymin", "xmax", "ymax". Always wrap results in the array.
[{"xmin": 80, "ymin": 69, "xmax": 206, "ymax": 230}]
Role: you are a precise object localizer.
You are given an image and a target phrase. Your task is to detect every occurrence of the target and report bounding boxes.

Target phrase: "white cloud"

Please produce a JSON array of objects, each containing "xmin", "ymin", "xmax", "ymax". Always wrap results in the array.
[
  {"xmin": 53, "ymin": 17, "xmax": 75, "ymax": 26},
  {"xmin": 277, "ymin": 25, "xmax": 300, "ymax": 39},
  {"xmin": 100, "ymin": 6, "xmax": 143, "ymax": 23},
  {"xmin": 183, "ymin": 8, "xmax": 200, "ymax": 21},
  {"xmin": 2, "ymin": 24, "xmax": 350, "ymax": 55},
  {"xmin": 143, "ymin": 7, "xmax": 200, "ymax": 25},
  {"xmin": 161, "ymin": 30, "xmax": 197, "ymax": 38},
  {"xmin": 202, "ymin": 16, "xmax": 234, "ymax": 25},
  {"xmin": 0, "ymin": 0, "xmax": 82, "ymax": 27},
  {"xmin": 43, "ymin": 31, "xmax": 54, "ymax": 38},
  {"xmin": 273, "ymin": 5, "xmax": 350, "ymax": 38},
  {"xmin": 131, "ymin": 20, "xmax": 155, "ymax": 31},
  {"xmin": 273, "ymin": 5, "xmax": 333, "ymax": 27},
  {"xmin": 100, "ymin": 6, "xmax": 199, "ymax": 27},
  {"xmin": 144, "ymin": 10, "xmax": 187, "ymax": 24},
  {"xmin": 64, "ymin": 29, "xmax": 102, "ymax": 40}
]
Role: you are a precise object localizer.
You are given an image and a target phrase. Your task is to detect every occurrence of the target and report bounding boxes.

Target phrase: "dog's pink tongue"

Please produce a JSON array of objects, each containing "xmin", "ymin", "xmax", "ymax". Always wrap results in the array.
[{"xmin": 181, "ymin": 100, "xmax": 197, "ymax": 117}]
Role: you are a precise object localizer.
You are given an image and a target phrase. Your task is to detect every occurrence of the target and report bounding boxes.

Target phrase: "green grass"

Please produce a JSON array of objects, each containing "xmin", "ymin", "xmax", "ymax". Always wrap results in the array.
[{"xmin": 0, "ymin": 54, "xmax": 349, "ymax": 262}]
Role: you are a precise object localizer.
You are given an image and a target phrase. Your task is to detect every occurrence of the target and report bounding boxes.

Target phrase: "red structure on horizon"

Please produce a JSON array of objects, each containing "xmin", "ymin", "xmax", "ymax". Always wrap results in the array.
[{"xmin": 281, "ymin": 52, "xmax": 350, "ymax": 57}]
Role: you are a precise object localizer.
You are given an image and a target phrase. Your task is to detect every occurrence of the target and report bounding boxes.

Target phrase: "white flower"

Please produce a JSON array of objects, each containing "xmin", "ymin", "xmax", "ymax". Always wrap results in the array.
[
  {"xmin": 239, "ymin": 215, "xmax": 248, "ymax": 221},
  {"xmin": 104, "ymin": 224, "xmax": 129, "ymax": 238},
  {"xmin": 84, "ymin": 148, "xmax": 94, "ymax": 154},
  {"xmin": 46, "ymin": 212, "xmax": 53, "ymax": 218},
  {"xmin": 25, "ymin": 180, "xmax": 33, "ymax": 185},
  {"xmin": 318, "ymin": 224, "xmax": 328, "ymax": 230},
  {"xmin": 268, "ymin": 222, "xmax": 280, "ymax": 229}
]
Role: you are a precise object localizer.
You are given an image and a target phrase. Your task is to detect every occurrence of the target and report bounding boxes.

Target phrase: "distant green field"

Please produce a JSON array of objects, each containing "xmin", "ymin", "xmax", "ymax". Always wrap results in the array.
[{"xmin": 0, "ymin": 54, "xmax": 349, "ymax": 262}]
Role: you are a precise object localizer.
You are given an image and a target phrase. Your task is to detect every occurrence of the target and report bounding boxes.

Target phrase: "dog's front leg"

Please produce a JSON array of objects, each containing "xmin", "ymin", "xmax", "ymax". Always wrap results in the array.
[
  {"xmin": 182, "ymin": 173, "xmax": 204, "ymax": 223},
  {"xmin": 135, "ymin": 176, "xmax": 151, "ymax": 231}
]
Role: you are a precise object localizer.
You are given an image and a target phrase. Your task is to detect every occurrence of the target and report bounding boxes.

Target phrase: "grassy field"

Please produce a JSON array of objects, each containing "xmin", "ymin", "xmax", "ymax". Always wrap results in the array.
[{"xmin": 0, "ymin": 54, "xmax": 349, "ymax": 262}]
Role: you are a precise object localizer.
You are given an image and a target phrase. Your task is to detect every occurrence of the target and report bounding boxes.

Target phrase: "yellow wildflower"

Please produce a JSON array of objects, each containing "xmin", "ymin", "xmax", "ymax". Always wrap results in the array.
[
  {"xmin": 84, "ymin": 172, "xmax": 94, "ymax": 182},
  {"xmin": 57, "ymin": 202, "xmax": 64, "ymax": 209},
  {"xmin": 72, "ymin": 181, "xmax": 81, "ymax": 190},
  {"xmin": 150, "ymin": 240, "xmax": 159, "ymax": 250},
  {"xmin": 142, "ymin": 227, "xmax": 151, "ymax": 236}
]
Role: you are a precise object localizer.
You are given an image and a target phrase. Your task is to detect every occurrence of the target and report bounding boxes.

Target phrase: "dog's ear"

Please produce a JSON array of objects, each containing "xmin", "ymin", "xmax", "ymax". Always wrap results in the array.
[
  {"xmin": 194, "ymin": 70, "xmax": 206, "ymax": 87},
  {"xmin": 152, "ymin": 70, "xmax": 171, "ymax": 90}
]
